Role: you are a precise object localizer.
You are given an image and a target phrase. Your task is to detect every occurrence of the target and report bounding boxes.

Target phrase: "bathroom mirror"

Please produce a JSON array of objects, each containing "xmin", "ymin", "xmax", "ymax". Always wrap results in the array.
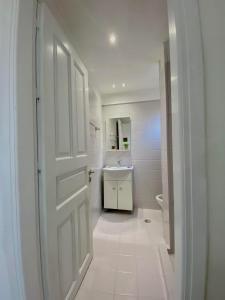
[{"xmin": 106, "ymin": 117, "xmax": 131, "ymax": 151}]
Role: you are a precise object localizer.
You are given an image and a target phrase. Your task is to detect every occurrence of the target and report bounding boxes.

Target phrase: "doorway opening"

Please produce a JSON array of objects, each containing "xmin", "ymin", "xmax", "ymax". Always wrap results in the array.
[
  {"xmin": 37, "ymin": 1, "xmax": 174, "ymax": 299},
  {"xmin": 35, "ymin": 1, "xmax": 207, "ymax": 300},
  {"xmin": 1, "ymin": 0, "xmax": 207, "ymax": 299}
]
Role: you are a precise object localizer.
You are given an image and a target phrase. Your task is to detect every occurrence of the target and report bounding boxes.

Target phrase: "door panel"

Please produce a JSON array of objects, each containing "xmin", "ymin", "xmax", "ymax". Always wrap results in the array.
[
  {"xmin": 58, "ymin": 215, "xmax": 75, "ymax": 299},
  {"xmin": 104, "ymin": 181, "xmax": 118, "ymax": 209},
  {"xmin": 77, "ymin": 193, "xmax": 90, "ymax": 271},
  {"xmin": 38, "ymin": 4, "xmax": 92, "ymax": 300},
  {"xmin": 118, "ymin": 181, "xmax": 133, "ymax": 211},
  {"xmin": 54, "ymin": 40, "xmax": 73, "ymax": 158},
  {"xmin": 74, "ymin": 64, "xmax": 87, "ymax": 155},
  {"xmin": 56, "ymin": 169, "xmax": 86, "ymax": 207}
]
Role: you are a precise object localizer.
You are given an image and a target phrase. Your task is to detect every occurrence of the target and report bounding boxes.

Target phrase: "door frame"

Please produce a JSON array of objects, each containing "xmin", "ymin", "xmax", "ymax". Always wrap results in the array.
[
  {"xmin": 0, "ymin": 0, "xmax": 44, "ymax": 299},
  {"xmin": 1, "ymin": 0, "xmax": 207, "ymax": 300},
  {"xmin": 167, "ymin": 0, "xmax": 207, "ymax": 298}
]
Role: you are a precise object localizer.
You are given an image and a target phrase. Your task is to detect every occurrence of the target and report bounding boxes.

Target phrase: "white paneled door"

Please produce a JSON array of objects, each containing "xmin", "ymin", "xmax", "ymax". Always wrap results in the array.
[{"xmin": 38, "ymin": 4, "xmax": 92, "ymax": 300}]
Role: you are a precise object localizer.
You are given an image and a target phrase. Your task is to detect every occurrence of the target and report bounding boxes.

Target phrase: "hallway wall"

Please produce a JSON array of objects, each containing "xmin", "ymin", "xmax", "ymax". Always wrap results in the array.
[
  {"xmin": 89, "ymin": 88, "xmax": 103, "ymax": 229},
  {"xmin": 103, "ymin": 100, "xmax": 162, "ymax": 209},
  {"xmin": 199, "ymin": 0, "xmax": 225, "ymax": 299}
]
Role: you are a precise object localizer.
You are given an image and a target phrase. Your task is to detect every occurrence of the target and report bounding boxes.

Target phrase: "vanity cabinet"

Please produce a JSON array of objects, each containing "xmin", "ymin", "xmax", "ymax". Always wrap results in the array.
[{"xmin": 103, "ymin": 169, "xmax": 133, "ymax": 211}]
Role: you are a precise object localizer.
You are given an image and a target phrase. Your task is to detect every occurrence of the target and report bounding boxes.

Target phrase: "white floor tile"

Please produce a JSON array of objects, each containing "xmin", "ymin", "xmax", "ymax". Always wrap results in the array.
[
  {"xmin": 137, "ymin": 209, "xmax": 144, "ymax": 219},
  {"xmin": 139, "ymin": 298, "xmax": 165, "ymax": 300},
  {"xmin": 75, "ymin": 209, "xmax": 168, "ymax": 300},
  {"xmin": 89, "ymin": 254, "xmax": 117, "ymax": 272},
  {"xmin": 115, "ymin": 272, "xmax": 138, "ymax": 296},
  {"xmin": 135, "ymin": 230, "xmax": 151, "ymax": 245},
  {"xmin": 135, "ymin": 244, "xmax": 156, "ymax": 258},
  {"xmin": 94, "ymin": 236, "xmax": 120, "ymax": 256},
  {"xmin": 114, "ymin": 295, "xmax": 138, "ymax": 300},
  {"xmin": 115, "ymin": 254, "xmax": 137, "ymax": 273},
  {"xmin": 107, "ymin": 238, "xmax": 120, "ymax": 254},
  {"xmin": 137, "ymin": 255, "xmax": 165, "ymax": 299},
  {"xmin": 119, "ymin": 242, "xmax": 136, "ymax": 255},
  {"xmin": 93, "ymin": 237, "xmax": 109, "ymax": 255},
  {"xmin": 76, "ymin": 289, "xmax": 114, "ymax": 300},
  {"xmin": 119, "ymin": 232, "xmax": 136, "ymax": 244},
  {"xmin": 80, "ymin": 269, "xmax": 115, "ymax": 294},
  {"xmin": 158, "ymin": 245, "xmax": 175, "ymax": 300}
]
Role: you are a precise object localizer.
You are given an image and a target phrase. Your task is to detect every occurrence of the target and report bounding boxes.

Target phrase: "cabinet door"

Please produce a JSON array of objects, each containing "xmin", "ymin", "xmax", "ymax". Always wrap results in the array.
[
  {"xmin": 104, "ymin": 181, "xmax": 118, "ymax": 209},
  {"xmin": 118, "ymin": 181, "xmax": 133, "ymax": 211}
]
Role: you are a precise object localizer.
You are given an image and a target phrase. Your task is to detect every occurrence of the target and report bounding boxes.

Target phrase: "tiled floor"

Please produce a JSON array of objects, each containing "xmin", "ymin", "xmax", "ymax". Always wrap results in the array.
[{"xmin": 75, "ymin": 209, "xmax": 167, "ymax": 300}]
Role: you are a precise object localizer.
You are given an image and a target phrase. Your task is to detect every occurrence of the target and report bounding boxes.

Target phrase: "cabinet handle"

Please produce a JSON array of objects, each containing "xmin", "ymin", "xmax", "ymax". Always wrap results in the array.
[
  {"xmin": 112, "ymin": 187, "xmax": 116, "ymax": 190},
  {"xmin": 119, "ymin": 187, "xmax": 122, "ymax": 191}
]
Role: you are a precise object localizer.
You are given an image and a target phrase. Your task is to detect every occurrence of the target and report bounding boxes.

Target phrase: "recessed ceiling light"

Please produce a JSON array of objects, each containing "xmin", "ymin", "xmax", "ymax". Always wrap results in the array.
[
  {"xmin": 122, "ymin": 83, "xmax": 126, "ymax": 87},
  {"xmin": 112, "ymin": 83, "xmax": 116, "ymax": 88},
  {"xmin": 109, "ymin": 33, "xmax": 117, "ymax": 45}
]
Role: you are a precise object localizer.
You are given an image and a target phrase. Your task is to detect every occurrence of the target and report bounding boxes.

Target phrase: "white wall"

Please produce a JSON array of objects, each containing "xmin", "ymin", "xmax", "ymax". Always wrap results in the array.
[
  {"xmin": 103, "ymin": 101, "xmax": 162, "ymax": 209},
  {"xmin": 102, "ymin": 88, "xmax": 160, "ymax": 106},
  {"xmin": 89, "ymin": 88, "xmax": 103, "ymax": 228},
  {"xmin": 198, "ymin": 1, "xmax": 225, "ymax": 298}
]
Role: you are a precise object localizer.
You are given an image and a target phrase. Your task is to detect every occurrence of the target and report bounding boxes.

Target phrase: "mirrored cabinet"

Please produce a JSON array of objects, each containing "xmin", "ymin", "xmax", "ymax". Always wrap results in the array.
[{"xmin": 105, "ymin": 117, "xmax": 131, "ymax": 151}]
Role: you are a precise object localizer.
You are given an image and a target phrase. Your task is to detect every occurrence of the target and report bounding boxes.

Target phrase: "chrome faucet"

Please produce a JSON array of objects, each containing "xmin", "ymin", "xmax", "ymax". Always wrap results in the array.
[{"xmin": 117, "ymin": 160, "xmax": 122, "ymax": 166}]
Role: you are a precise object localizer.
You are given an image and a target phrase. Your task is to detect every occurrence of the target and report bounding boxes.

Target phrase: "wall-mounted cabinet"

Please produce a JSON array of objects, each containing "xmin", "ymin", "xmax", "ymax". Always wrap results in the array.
[{"xmin": 105, "ymin": 117, "xmax": 131, "ymax": 151}]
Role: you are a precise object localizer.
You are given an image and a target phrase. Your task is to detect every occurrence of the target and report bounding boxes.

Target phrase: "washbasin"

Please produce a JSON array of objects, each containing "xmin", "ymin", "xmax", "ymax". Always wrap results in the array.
[{"xmin": 103, "ymin": 166, "xmax": 134, "ymax": 171}]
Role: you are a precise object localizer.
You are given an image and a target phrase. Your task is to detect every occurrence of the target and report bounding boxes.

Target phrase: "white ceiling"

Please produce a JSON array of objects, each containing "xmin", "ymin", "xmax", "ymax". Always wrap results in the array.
[{"xmin": 45, "ymin": 0, "xmax": 168, "ymax": 95}]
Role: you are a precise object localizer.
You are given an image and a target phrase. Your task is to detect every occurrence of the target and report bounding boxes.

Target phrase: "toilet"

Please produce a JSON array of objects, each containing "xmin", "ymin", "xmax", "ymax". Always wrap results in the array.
[{"xmin": 156, "ymin": 194, "xmax": 163, "ymax": 209}]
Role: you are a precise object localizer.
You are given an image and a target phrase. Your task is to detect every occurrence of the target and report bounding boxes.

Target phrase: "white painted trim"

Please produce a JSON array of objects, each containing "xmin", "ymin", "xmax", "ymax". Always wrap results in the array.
[
  {"xmin": 0, "ymin": 1, "xmax": 25, "ymax": 298},
  {"xmin": 1, "ymin": 0, "xmax": 207, "ymax": 299},
  {"xmin": 167, "ymin": 0, "xmax": 207, "ymax": 299},
  {"xmin": 0, "ymin": 0, "xmax": 43, "ymax": 299}
]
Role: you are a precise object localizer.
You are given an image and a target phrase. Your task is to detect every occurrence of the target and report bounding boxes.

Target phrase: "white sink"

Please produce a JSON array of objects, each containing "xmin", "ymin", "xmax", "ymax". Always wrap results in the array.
[{"xmin": 103, "ymin": 166, "xmax": 134, "ymax": 171}]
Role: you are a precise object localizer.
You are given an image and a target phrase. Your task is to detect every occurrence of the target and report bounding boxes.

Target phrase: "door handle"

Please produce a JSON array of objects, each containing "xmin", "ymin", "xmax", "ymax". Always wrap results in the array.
[{"xmin": 88, "ymin": 169, "xmax": 95, "ymax": 183}]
